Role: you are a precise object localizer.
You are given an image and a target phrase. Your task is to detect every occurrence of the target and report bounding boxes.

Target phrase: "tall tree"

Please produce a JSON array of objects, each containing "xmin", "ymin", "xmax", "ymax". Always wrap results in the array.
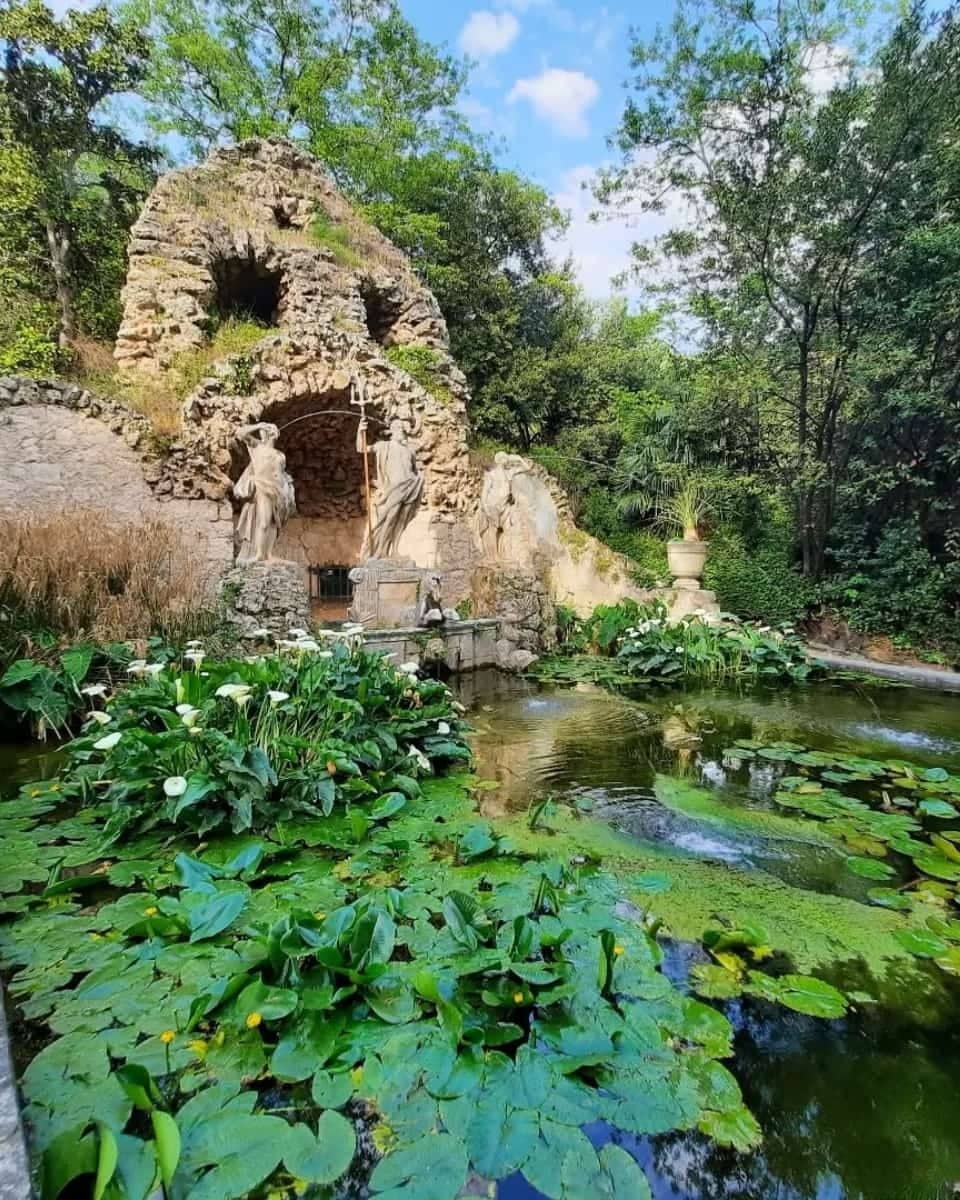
[
  {"xmin": 0, "ymin": 0, "xmax": 156, "ymax": 345},
  {"xmin": 603, "ymin": 0, "xmax": 960, "ymax": 576}
]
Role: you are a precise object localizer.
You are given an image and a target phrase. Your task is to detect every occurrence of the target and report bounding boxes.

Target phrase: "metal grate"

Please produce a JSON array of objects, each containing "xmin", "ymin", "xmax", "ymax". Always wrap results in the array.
[{"xmin": 309, "ymin": 565, "xmax": 353, "ymax": 604}]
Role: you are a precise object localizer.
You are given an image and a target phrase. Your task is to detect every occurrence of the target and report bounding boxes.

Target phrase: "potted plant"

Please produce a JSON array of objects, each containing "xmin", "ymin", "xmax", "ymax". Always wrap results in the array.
[{"xmin": 657, "ymin": 477, "xmax": 712, "ymax": 585}]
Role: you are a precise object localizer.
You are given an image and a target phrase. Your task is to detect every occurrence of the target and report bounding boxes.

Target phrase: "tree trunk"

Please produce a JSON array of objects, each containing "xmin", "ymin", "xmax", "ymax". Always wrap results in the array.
[
  {"xmin": 44, "ymin": 220, "xmax": 75, "ymax": 347},
  {"xmin": 797, "ymin": 329, "xmax": 817, "ymax": 577}
]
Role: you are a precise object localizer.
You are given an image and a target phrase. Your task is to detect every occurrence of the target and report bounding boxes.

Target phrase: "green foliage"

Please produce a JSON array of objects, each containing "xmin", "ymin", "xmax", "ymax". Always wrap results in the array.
[
  {"xmin": 60, "ymin": 638, "xmax": 471, "ymax": 843},
  {"xmin": 0, "ymin": 321, "xmax": 62, "ymax": 376},
  {"xmin": 385, "ymin": 344, "xmax": 453, "ymax": 404},
  {"xmin": 0, "ymin": 1, "xmax": 156, "ymax": 343},
  {"xmin": 0, "ymin": 644, "xmax": 129, "ymax": 738},
  {"xmin": 309, "ymin": 212, "xmax": 360, "ymax": 267},
  {"xmin": 705, "ymin": 529, "xmax": 813, "ymax": 625},
  {"xmin": 0, "ymin": 674, "xmax": 771, "ymax": 1198}
]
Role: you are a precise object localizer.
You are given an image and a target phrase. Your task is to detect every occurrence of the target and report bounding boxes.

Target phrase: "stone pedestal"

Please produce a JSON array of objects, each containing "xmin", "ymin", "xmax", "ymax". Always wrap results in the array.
[
  {"xmin": 348, "ymin": 558, "xmax": 433, "ymax": 628},
  {"xmin": 219, "ymin": 560, "xmax": 312, "ymax": 638},
  {"xmin": 472, "ymin": 562, "xmax": 556, "ymax": 672}
]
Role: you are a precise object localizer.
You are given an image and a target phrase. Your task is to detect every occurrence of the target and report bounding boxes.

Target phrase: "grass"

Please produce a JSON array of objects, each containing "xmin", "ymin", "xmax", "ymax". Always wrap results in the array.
[
  {"xmin": 384, "ymin": 344, "xmax": 454, "ymax": 405},
  {"xmin": 0, "ymin": 509, "xmax": 217, "ymax": 648},
  {"xmin": 309, "ymin": 212, "xmax": 362, "ymax": 267},
  {"xmin": 171, "ymin": 315, "xmax": 274, "ymax": 400}
]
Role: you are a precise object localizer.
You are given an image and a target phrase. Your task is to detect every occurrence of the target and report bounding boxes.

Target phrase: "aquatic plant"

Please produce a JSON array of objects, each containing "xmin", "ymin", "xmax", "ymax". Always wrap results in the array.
[
  {"xmin": 59, "ymin": 637, "xmax": 470, "ymax": 844},
  {"xmin": 0, "ymin": 763, "xmax": 762, "ymax": 1199}
]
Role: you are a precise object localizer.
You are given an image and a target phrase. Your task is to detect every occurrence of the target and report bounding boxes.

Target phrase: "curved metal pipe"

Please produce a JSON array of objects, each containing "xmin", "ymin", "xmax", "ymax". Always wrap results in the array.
[{"xmin": 276, "ymin": 409, "xmax": 388, "ymax": 432}]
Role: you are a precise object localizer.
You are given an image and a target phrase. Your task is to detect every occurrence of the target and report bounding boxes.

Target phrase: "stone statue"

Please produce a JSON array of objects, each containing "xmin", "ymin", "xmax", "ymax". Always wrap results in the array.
[
  {"xmin": 478, "ymin": 451, "xmax": 528, "ymax": 558},
  {"xmin": 417, "ymin": 571, "xmax": 460, "ymax": 627},
  {"xmin": 234, "ymin": 422, "xmax": 297, "ymax": 563},
  {"xmin": 358, "ymin": 415, "xmax": 424, "ymax": 560}
]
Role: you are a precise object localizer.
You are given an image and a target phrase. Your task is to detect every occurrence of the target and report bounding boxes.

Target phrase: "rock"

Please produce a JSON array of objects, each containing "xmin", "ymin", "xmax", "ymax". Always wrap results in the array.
[{"xmin": 219, "ymin": 561, "xmax": 311, "ymax": 638}]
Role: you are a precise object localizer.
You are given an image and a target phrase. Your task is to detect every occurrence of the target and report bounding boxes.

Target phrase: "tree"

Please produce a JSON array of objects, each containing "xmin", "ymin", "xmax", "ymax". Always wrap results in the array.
[
  {"xmin": 603, "ymin": 0, "xmax": 960, "ymax": 577},
  {"xmin": 0, "ymin": 1, "xmax": 157, "ymax": 345}
]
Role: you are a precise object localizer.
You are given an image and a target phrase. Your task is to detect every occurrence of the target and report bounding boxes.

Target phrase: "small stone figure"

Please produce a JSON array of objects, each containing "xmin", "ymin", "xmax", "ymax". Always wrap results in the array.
[
  {"xmin": 234, "ymin": 422, "xmax": 297, "ymax": 563},
  {"xmin": 358, "ymin": 415, "xmax": 424, "ymax": 559},
  {"xmin": 417, "ymin": 571, "xmax": 461, "ymax": 627}
]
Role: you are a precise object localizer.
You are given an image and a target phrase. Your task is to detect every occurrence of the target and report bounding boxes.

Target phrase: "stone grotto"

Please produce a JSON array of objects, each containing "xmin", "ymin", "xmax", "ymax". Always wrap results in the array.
[{"xmin": 0, "ymin": 138, "xmax": 717, "ymax": 668}]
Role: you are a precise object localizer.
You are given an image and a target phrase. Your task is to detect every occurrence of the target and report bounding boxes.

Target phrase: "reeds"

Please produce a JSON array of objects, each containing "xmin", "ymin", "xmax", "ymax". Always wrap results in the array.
[{"xmin": 0, "ymin": 509, "xmax": 218, "ymax": 648}]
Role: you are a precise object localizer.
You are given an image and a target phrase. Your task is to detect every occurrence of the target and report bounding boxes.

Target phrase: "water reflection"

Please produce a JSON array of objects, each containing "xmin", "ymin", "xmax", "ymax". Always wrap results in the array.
[{"xmin": 460, "ymin": 672, "xmax": 960, "ymax": 1200}]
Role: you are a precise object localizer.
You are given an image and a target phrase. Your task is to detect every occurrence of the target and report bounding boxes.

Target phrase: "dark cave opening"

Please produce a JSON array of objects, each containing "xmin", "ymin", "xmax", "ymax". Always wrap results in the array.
[{"xmin": 213, "ymin": 256, "xmax": 284, "ymax": 326}]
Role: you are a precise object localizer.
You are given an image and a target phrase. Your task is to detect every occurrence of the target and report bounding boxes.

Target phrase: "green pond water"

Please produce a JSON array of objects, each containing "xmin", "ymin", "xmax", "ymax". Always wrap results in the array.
[
  {"xmin": 2, "ymin": 676, "xmax": 960, "ymax": 1199},
  {"xmin": 458, "ymin": 672, "xmax": 960, "ymax": 1200}
]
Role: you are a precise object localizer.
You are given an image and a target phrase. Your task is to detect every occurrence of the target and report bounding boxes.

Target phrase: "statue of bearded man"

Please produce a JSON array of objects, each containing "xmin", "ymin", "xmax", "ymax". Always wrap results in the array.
[{"xmin": 357, "ymin": 415, "xmax": 424, "ymax": 559}]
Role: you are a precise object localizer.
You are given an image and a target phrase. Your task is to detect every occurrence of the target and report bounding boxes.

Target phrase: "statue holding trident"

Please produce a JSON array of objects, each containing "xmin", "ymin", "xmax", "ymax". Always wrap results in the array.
[
  {"xmin": 353, "ymin": 376, "xmax": 424, "ymax": 560},
  {"xmin": 233, "ymin": 422, "xmax": 297, "ymax": 563}
]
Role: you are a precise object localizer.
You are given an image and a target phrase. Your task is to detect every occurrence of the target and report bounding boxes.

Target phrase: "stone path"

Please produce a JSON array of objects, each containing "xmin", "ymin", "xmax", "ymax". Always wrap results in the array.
[{"xmin": 810, "ymin": 648, "xmax": 960, "ymax": 693}]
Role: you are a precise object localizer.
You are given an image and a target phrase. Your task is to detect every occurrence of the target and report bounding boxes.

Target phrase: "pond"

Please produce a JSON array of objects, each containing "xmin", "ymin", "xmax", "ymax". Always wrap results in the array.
[
  {"xmin": 2, "ymin": 660, "xmax": 960, "ymax": 1200},
  {"xmin": 461, "ymin": 672, "xmax": 960, "ymax": 1200}
]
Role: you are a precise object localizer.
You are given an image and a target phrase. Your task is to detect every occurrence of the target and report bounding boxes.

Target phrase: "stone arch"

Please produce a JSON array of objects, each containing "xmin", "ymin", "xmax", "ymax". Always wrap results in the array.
[{"xmin": 254, "ymin": 389, "xmax": 387, "ymax": 603}]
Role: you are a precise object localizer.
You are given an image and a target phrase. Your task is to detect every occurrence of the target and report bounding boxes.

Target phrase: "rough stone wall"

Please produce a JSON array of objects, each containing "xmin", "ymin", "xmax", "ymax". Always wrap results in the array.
[
  {"xmin": 114, "ymin": 139, "xmax": 476, "ymax": 537},
  {"xmin": 0, "ymin": 378, "xmax": 234, "ymax": 570}
]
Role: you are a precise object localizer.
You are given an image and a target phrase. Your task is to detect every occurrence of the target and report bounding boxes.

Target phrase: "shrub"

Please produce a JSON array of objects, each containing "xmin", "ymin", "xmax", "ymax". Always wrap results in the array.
[
  {"xmin": 704, "ymin": 527, "xmax": 812, "ymax": 624},
  {"xmin": 61, "ymin": 638, "xmax": 471, "ymax": 842},
  {"xmin": 0, "ymin": 323, "xmax": 64, "ymax": 376},
  {"xmin": 617, "ymin": 609, "xmax": 814, "ymax": 682}
]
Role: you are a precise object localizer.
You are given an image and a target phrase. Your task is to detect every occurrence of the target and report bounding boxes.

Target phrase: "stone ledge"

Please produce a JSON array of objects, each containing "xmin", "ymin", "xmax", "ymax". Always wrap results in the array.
[{"xmin": 0, "ymin": 992, "xmax": 31, "ymax": 1200}]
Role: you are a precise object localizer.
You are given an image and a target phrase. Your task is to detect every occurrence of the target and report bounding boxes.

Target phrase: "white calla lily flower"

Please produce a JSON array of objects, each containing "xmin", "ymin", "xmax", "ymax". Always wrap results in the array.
[
  {"xmin": 407, "ymin": 745, "xmax": 432, "ymax": 773},
  {"xmin": 398, "ymin": 661, "xmax": 420, "ymax": 675},
  {"xmin": 184, "ymin": 650, "xmax": 205, "ymax": 666},
  {"xmin": 163, "ymin": 776, "xmax": 188, "ymax": 797},
  {"xmin": 126, "ymin": 659, "xmax": 148, "ymax": 676},
  {"xmin": 88, "ymin": 711, "xmax": 112, "ymax": 726},
  {"xmin": 437, "ymin": 721, "xmax": 451, "ymax": 735},
  {"xmin": 215, "ymin": 683, "xmax": 253, "ymax": 706},
  {"xmin": 94, "ymin": 731, "xmax": 122, "ymax": 751},
  {"xmin": 267, "ymin": 690, "xmax": 289, "ymax": 705},
  {"xmin": 81, "ymin": 683, "xmax": 107, "ymax": 697}
]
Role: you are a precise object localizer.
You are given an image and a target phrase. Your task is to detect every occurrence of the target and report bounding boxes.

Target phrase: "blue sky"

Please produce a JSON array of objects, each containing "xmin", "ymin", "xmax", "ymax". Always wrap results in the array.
[{"xmin": 399, "ymin": 0, "xmax": 673, "ymax": 299}]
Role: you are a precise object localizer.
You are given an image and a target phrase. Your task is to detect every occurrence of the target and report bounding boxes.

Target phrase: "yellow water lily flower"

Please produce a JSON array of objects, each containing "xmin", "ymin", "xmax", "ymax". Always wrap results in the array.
[
  {"xmin": 160, "ymin": 1030, "xmax": 175, "ymax": 1044},
  {"xmin": 144, "ymin": 905, "xmax": 159, "ymax": 917},
  {"xmin": 613, "ymin": 944, "xmax": 625, "ymax": 957},
  {"xmin": 513, "ymin": 991, "xmax": 525, "ymax": 1004},
  {"xmin": 313, "ymin": 911, "xmax": 326, "ymax": 921},
  {"xmin": 246, "ymin": 1011, "xmax": 263, "ymax": 1028}
]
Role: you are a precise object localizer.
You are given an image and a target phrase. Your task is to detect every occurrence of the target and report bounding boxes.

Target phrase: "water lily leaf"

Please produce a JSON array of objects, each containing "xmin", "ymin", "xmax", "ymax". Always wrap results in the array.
[
  {"xmin": 775, "ymin": 974, "xmax": 848, "ymax": 1018},
  {"xmin": 698, "ymin": 1105, "xmax": 763, "ymax": 1151},
  {"xmin": 178, "ymin": 1113, "xmax": 290, "ymax": 1200},
  {"xmin": 311, "ymin": 1070, "xmax": 353, "ymax": 1109},
  {"xmin": 894, "ymin": 929, "xmax": 950, "ymax": 958},
  {"xmin": 918, "ymin": 799, "xmax": 959, "ymax": 819},
  {"xmin": 599, "ymin": 1143, "xmax": 653, "ymax": 1198},
  {"xmin": 366, "ymin": 974, "xmax": 417, "ymax": 1024},
  {"xmin": 866, "ymin": 887, "xmax": 912, "ymax": 911},
  {"xmin": 691, "ymin": 963, "xmax": 744, "ymax": 1000},
  {"xmin": 284, "ymin": 1111, "xmax": 356, "ymax": 1185},
  {"xmin": 845, "ymin": 856, "xmax": 895, "ymax": 881},
  {"xmin": 235, "ymin": 979, "xmax": 298, "ymax": 1022},
  {"xmin": 923, "ymin": 768, "xmax": 950, "ymax": 783},
  {"xmin": 188, "ymin": 890, "xmax": 248, "ymax": 942},
  {"xmin": 466, "ymin": 1101, "xmax": 539, "ymax": 1180},
  {"xmin": 369, "ymin": 1131, "xmax": 468, "ymax": 1199},
  {"xmin": 934, "ymin": 947, "xmax": 960, "ymax": 976},
  {"xmin": 370, "ymin": 792, "xmax": 407, "ymax": 821}
]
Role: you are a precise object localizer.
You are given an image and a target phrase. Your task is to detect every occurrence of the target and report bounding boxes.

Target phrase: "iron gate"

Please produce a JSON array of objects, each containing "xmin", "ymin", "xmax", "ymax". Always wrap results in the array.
[{"xmin": 308, "ymin": 565, "xmax": 353, "ymax": 605}]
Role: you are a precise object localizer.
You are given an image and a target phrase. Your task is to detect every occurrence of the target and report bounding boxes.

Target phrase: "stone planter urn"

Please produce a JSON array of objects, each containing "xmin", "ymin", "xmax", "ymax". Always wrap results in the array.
[{"xmin": 667, "ymin": 538, "xmax": 709, "ymax": 588}]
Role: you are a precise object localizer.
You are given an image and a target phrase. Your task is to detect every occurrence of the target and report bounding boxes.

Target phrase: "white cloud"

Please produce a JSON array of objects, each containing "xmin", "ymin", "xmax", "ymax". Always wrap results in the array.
[
  {"xmin": 803, "ymin": 42, "xmax": 851, "ymax": 97},
  {"xmin": 551, "ymin": 161, "xmax": 695, "ymax": 300},
  {"xmin": 507, "ymin": 68, "xmax": 599, "ymax": 138},
  {"xmin": 459, "ymin": 11, "xmax": 520, "ymax": 59}
]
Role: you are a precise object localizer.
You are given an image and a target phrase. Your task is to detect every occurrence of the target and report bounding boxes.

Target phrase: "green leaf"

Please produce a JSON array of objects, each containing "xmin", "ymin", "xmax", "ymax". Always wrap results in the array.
[
  {"xmin": 41, "ymin": 1124, "xmax": 97, "ymax": 1200},
  {"xmin": 844, "ymin": 856, "xmax": 895, "ymax": 880},
  {"xmin": 151, "ymin": 1110, "xmax": 180, "ymax": 1189},
  {"xmin": 92, "ymin": 1123, "xmax": 119, "ymax": 1200},
  {"xmin": 177, "ymin": 1113, "xmax": 290, "ymax": 1200},
  {"xmin": 0, "ymin": 659, "xmax": 44, "ymax": 687},
  {"xmin": 776, "ymin": 974, "xmax": 848, "ymax": 1018},
  {"xmin": 311, "ymin": 1070, "xmax": 353, "ymax": 1109},
  {"xmin": 894, "ymin": 929, "xmax": 950, "ymax": 958},
  {"xmin": 698, "ymin": 1105, "xmax": 763, "ymax": 1151},
  {"xmin": 284, "ymin": 1111, "xmax": 356, "ymax": 1185},
  {"xmin": 369, "ymin": 1132, "xmax": 468, "ymax": 1199},
  {"xmin": 60, "ymin": 644, "xmax": 96, "ymax": 685},
  {"xmin": 188, "ymin": 890, "xmax": 248, "ymax": 942},
  {"xmin": 599, "ymin": 1143, "xmax": 653, "ymax": 1198},
  {"xmin": 236, "ymin": 979, "xmax": 298, "ymax": 1022},
  {"xmin": 918, "ymin": 798, "xmax": 959, "ymax": 819},
  {"xmin": 370, "ymin": 791, "xmax": 408, "ymax": 820}
]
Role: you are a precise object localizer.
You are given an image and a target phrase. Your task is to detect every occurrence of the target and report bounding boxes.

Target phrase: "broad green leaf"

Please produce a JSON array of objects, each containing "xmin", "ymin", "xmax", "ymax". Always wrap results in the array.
[
  {"xmin": 188, "ymin": 890, "xmax": 248, "ymax": 942},
  {"xmin": 151, "ymin": 1110, "xmax": 180, "ymax": 1189},
  {"xmin": 369, "ymin": 1132, "xmax": 468, "ymax": 1199},
  {"xmin": 844, "ymin": 856, "xmax": 895, "ymax": 880},
  {"xmin": 894, "ymin": 929, "xmax": 950, "ymax": 958},
  {"xmin": 599, "ymin": 1143, "xmax": 653, "ymax": 1198},
  {"xmin": 284, "ymin": 1111, "xmax": 356, "ymax": 1185},
  {"xmin": 92, "ymin": 1123, "xmax": 119, "ymax": 1200}
]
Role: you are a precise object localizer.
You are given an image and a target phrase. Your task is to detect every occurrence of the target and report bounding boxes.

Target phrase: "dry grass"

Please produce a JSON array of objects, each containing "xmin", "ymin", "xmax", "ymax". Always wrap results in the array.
[
  {"xmin": 69, "ymin": 337, "xmax": 184, "ymax": 437},
  {"xmin": 0, "ymin": 510, "xmax": 218, "ymax": 645}
]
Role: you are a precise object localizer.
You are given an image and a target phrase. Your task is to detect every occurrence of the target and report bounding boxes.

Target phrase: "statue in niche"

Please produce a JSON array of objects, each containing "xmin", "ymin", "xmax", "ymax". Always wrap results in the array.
[
  {"xmin": 234, "ymin": 422, "xmax": 297, "ymax": 563},
  {"xmin": 357, "ymin": 414, "xmax": 424, "ymax": 559},
  {"xmin": 478, "ymin": 451, "xmax": 528, "ymax": 558}
]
